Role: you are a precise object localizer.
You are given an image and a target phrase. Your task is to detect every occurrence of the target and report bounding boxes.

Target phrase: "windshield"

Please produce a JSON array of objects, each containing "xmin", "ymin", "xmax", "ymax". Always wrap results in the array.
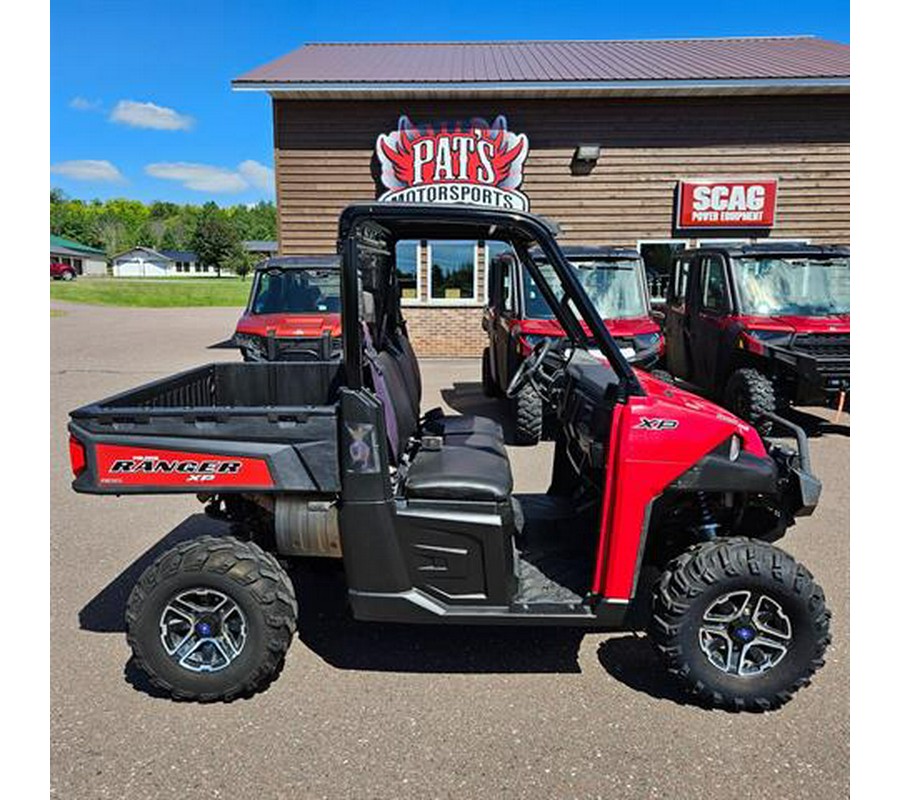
[
  {"xmin": 251, "ymin": 269, "xmax": 341, "ymax": 315},
  {"xmin": 524, "ymin": 259, "xmax": 647, "ymax": 319},
  {"xmin": 733, "ymin": 256, "xmax": 850, "ymax": 316}
]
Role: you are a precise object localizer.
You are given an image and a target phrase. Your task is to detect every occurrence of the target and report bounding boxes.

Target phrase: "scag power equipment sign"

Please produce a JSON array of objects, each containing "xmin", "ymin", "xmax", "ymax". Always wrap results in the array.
[
  {"xmin": 677, "ymin": 179, "xmax": 778, "ymax": 228},
  {"xmin": 376, "ymin": 115, "xmax": 530, "ymax": 211}
]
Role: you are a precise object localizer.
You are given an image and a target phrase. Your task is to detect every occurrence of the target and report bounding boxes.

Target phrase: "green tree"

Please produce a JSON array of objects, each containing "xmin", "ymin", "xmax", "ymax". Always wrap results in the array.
[
  {"xmin": 192, "ymin": 207, "xmax": 239, "ymax": 277},
  {"xmin": 223, "ymin": 243, "xmax": 256, "ymax": 281}
]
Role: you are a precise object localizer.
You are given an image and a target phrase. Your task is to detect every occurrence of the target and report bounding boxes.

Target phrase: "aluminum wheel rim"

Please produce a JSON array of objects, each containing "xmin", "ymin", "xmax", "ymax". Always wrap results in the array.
[
  {"xmin": 159, "ymin": 588, "xmax": 248, "ymax": 673},
  {"xmin": 698, "ymin": 590, "xmax": 792, "ymax": 677}
]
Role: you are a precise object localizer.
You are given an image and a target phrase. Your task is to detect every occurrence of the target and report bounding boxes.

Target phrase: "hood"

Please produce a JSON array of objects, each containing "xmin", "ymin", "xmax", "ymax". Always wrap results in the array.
[
  {"xmin": 236, "ymin": 312, "xmax": 342, "ymax": 338},
  {"xmin": 516, "ymin": 316, "xmax": 660, "ymax": 339},
  {"xmin": 635, "ymin": 368, "xmax": 765, "ymax": 455},
  {"xmin": 734, "ymin": 314, "xmax": 850, "ymax": 335}
]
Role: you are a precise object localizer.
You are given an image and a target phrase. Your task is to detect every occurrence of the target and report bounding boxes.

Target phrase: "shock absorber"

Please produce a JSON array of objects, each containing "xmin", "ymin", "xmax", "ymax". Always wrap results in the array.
[{"xmin": 694, "ymin": 491, "xmax": 720, "ymax": 540}]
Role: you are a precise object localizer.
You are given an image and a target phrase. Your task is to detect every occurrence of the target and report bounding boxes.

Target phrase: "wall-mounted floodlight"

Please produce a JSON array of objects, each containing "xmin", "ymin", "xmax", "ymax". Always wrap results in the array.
[{"xmin": 571, "ymin": 144, "xmax": 601, "ymax": 175}]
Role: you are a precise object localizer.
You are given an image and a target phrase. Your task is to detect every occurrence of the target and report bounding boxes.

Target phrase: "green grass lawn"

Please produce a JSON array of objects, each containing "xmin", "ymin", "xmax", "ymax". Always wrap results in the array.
[{"xmin": 50, "ymin": 277, "xmax": 252, "ymax": 308}]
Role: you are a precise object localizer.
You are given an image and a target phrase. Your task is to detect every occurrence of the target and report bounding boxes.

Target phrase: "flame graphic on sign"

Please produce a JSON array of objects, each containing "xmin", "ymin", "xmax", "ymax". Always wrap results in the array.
[{"xmin": 376, "ymin": 115, "xmax": 529, "ymax": 192}]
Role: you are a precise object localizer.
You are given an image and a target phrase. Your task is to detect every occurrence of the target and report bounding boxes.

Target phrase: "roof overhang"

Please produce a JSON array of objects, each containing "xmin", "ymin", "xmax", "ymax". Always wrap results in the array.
[{"xmin": 232, "ymin": 76, "xmax": 849, "ymax": 100}]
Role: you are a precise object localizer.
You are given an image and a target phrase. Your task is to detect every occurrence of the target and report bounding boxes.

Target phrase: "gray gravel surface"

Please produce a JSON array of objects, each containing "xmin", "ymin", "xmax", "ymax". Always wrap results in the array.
[{"xmin": 51, "ymin": 301, "xmax": 849, "ymax": 799}]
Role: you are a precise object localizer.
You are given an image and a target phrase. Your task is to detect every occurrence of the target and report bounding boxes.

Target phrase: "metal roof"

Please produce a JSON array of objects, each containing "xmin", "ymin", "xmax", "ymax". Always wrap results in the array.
[
  {"xmin": 50, "ymin": 234, "xmax": 105, "ymax": 255},
  {"xmin": 159, "ymin": 249, "xmax": 197, "ymax": 262},
  {"xmin": 686, "ymin": 242, "xmax": 850, "ymax": 257},
  {"xmin": 234, "ymin": 37, "xmax": 849, "ymax": 97},
  {"xmin": 256, "ymin": 255, "xmax": 339, "ymax": 270},
  {"xmin": 243, "ymin": 240, "xmax": 279, "ymax": 252}
]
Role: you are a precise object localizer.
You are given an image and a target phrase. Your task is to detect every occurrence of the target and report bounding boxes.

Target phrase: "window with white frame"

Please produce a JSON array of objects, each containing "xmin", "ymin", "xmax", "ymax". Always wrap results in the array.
[
  {"xmin": 638, "ymin": 239, "xmax": 689, "ymax": 303},
  {"xmin": 396, "ymin": 240, "xmax": 421, "ymax": 302},
  {"xmin": 427, "ymin": 240, "xmax": 478, "ymax": 302}
]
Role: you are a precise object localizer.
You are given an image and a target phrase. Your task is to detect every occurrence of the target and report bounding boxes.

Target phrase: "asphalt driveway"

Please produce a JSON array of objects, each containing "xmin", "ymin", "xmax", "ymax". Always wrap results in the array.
[{"xmin": 50, "ymin": 301, "xmax": 849, "ymax": 799}]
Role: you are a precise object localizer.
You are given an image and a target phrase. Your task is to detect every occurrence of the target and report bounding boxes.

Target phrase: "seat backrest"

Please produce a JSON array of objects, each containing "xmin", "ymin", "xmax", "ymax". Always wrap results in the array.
[{"xmin": 386, "ymin": 331, "xmax": 422, "ymax": 418}]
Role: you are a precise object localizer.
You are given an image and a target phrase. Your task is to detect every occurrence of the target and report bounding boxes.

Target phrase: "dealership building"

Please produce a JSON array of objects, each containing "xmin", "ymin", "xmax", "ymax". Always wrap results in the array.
[{"xmin": 234, "ymin": 37, "xmax": 849, "ymax": 356}]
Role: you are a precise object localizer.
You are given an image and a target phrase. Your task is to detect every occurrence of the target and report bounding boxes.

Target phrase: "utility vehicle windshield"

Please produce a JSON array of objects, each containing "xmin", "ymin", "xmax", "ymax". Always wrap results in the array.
[
  {"xmin": 733, "ymin": 256, "xmax": 850, "ymax": 316},
  {"xmin": 524, "ymin": 259, "xmax": 647, "ymax": 320},
  {"xmin": 251, "ymin": 268, "xmax": 341, "ymax": 315}
]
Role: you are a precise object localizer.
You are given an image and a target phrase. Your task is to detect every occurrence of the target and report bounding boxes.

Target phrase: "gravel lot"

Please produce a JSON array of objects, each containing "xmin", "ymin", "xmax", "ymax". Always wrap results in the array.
[{"xmin": 51, "ymin": 301, "xmax": 849, "ymax": 800}]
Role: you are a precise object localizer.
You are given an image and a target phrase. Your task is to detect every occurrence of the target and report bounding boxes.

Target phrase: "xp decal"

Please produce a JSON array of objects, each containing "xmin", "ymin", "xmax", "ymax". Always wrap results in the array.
[
  {"xmin": 376, "ymin": 115, "xmax": 530, "ymax": 211},
  {"xmin": 635, "ymin": 417, "xmax": 679, "ymax": 430},
  {"xmin": 94, "ymin": 444, "xmax": 273, "ymax": 487}
]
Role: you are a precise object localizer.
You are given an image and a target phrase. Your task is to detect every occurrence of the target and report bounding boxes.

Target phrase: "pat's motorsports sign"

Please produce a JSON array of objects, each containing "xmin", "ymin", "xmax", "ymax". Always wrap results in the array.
[
  {"xmin": 677, "ymin": 178, "xmax": 778, "ymax": 228},
  {"xmin": 376, "ymin": 115, "xmax": 530, "ymax": 211}
]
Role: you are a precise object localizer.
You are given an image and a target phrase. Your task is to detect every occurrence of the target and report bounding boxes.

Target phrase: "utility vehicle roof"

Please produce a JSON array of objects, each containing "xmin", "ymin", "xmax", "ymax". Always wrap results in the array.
[
  {"xmin": 531, "ymin": 244, "xmax": 641, "ymax": 260},
  {"xmin": 684, "ymin": 242, "xmax": 850, "ymax": 258},
  {"xmin": 255, "ymin": 255, "xmax": 340, "ymax": 270},
  {"xmin": 338, "ymin": 203, "xmax": 560, "ymax": 242}
]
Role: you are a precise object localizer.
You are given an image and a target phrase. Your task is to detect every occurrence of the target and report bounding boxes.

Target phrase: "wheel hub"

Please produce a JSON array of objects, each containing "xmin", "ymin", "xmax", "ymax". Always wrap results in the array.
[
  {"xmin": 698, "ymin": 590, "xmax": 792, "ymax": 677},
  {"xmin": 159, "ymin": 588, "xmax": 248, "ymax": 673}
]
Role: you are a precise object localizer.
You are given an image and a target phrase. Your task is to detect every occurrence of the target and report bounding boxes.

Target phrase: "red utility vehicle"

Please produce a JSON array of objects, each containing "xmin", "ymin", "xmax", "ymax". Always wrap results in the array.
[
  {"xmin": 233, "ymin": 255, "xmax": 342, "ymax": 361},
  {"xmin": 69, "ymin": 205, "xmax": 829, "ymax": 710},
  {"xmin": 50, "ymin": 261, "xmax": 77, "ymax": 281},
  {"xmin": 662, "ymin": 243, "xmax": 849, "ymax": 432},
  {"xmin": 483, "ymin": 246, "xmax": 666, "ymax": 443}
]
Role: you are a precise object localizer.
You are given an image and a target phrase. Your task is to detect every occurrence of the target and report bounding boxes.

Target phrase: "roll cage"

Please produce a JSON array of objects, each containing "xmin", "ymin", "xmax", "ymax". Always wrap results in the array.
[{"xmin": 337, "ymin": 203, "xmax": 644, "ymax": 397}]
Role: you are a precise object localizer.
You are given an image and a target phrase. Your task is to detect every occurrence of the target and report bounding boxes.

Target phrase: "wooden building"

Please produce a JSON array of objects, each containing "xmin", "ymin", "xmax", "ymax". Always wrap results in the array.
[{"xmin": 234, "ymin": 38, "xmax": 849, "ymax": 356}]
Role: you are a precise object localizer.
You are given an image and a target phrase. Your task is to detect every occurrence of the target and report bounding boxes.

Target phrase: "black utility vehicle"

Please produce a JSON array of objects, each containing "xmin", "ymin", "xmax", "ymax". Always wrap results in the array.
[
  {"xmin": 69, "ymin": 205, "xmax": 829, "ymax": 710},
  {"xmin": 662, "ymin": 243, "xmax": 850, "ymax": 432}
]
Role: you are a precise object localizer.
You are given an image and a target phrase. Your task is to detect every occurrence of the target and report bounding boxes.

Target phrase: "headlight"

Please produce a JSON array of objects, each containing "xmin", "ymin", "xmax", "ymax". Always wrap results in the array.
[
  {"xmin": 234, "ymin": 333, "xmax": 265, "ymax": 355},
  {"xmin": 633, "ymin": 332, "xmax": 662, "ymax": 352},
  {"xmin": 729, "ymin": 434, "xmax": 741, "ymax": 462},
  {"xmin": 746, "ymin": 329, "xmax": 792, "ymax": 346}
]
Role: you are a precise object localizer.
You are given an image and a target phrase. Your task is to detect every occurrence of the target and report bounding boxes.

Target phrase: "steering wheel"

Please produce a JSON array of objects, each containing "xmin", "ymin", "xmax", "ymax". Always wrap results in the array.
[{"xmin": 506, "ymin": 337, "xmax": 554, "ymax": 398}]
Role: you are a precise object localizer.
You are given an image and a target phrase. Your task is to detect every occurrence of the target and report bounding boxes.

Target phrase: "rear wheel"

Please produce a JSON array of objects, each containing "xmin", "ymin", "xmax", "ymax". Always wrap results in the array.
[
  {"xmin": 512, "ymin": 382, "xmax": 543, "ymax": 445},
  {"xmin": 482, "ymin": 347, "xmax": 499, "ymax": 398},
  {"xmin": 649, "ymin": 537, "xmax": 830, "ymax": 711},
  {"xmin": 61, "ymin": 269, "xmax": 75, "ymax": 281},
  {"xmin": 724, "ymin": 368, "xmax": 776, "ymax": 435},
  {"xmin": 126, "ymin": 535, "xmax": 297, "ymax": 702}
]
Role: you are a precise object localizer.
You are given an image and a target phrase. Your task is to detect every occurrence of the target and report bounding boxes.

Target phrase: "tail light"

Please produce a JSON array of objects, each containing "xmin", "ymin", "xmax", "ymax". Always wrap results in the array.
[{"xmin": 69, "ymin": 436, "xmax": 87, "ymax": 477}]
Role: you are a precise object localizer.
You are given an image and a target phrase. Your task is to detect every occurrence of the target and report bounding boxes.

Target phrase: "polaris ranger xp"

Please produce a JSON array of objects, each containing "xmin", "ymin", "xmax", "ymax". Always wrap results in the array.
[
  {"xmin": 662, "ymin": 243, "xmax": 850, "ymax": 433},
  {"xmin": 68, "ymin": 205, "xmax": 830, "ymax": 710}
]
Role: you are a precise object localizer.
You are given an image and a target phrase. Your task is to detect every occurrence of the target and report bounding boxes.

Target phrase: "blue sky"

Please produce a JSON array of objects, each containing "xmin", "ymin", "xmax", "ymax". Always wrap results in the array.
[{"xmin": 50, "ymin": 0, "xmax": 849, "ymax": 206}]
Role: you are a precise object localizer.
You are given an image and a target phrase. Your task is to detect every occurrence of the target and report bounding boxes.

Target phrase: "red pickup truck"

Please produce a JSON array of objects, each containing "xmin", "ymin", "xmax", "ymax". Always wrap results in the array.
[{"xmin": 233, "ymin": 255, "xmax": 342, "ymax": 361}]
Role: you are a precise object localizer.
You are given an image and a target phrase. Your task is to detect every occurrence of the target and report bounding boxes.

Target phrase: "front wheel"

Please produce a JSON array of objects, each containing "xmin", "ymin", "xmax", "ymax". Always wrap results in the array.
[
  {"xmin": 649, "ymin": 538, "xmax": 830, "ymax": 711},
  {"xmin": 126, "ymin": 535, "xmax": 297, "ymax": 702},
  {"xmin": 511, "ymin": 382, "xmax": 543, "ymax": 445},
  {"xmin": 61, "ymin": 270, "xmax": 75, "ymax": 281},
  {"xmin": 724, "ymin": 368, "xmax": 776, "ymax": 435}
]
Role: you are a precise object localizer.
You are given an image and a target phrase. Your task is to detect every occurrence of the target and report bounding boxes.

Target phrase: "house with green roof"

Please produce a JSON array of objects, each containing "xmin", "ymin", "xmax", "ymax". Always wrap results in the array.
[{"xmin": 50, "ymin": 234, "xmax": 107, "ymax": 276}]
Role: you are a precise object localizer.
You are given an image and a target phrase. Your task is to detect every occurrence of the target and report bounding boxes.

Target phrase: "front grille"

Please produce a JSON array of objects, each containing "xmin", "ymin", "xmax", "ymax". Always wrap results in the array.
[{"xmin": 792, "ymin": 333, "xmax": 850, "ymax": 358}]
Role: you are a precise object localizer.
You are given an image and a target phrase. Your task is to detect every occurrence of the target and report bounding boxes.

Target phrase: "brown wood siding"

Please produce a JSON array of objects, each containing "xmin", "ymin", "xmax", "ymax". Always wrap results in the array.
[{"xmin": 273, "ymin": 95, "xmax": 849, "ymax": 253}]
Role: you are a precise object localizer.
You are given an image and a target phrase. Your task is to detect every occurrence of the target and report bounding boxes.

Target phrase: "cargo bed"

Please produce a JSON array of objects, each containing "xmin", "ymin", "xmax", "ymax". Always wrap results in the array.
[{"xmin": 69, "ymin": 362, "xmax": 343, "ymax": 494}]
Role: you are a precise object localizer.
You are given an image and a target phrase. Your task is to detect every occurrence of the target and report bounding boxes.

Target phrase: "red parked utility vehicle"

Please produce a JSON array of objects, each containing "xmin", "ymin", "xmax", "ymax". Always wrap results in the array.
[
  {"xmin": 661, "ymin": 243, "xmax": 849, "ymax": 432},
  {"xmin": 483, "ymin": 245, "xmax": 667, "ymax": 443},
  {"xmin": 233, "ymin": 255, "xmax": 342, "ymax": 361},
  {"xmin": 69, "ymin": 205, "xmax": 829, "ymax": 710}
]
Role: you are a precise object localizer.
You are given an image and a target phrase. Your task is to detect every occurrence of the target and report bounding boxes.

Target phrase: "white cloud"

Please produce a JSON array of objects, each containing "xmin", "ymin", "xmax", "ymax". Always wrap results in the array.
[
  {"xmin": 145, "ymin": 160, "xmax": 275, "ymax": 195},
  {"xmin": 50, "ymin": 159, "xmax": 124, "ymax": 182},
  {"xmin": 70, "ymin": 96, "xmax": 102, "ymax": 111},
  {"xmin": 110, "ymin": 100, "xmax": 194, "ymax": 131},
  {"xmin": 237, "ymin": 160, "xmax": 275, "ymax": 193},
  {"xmin": 145, "ymin": 162, "xmax": 248, "ymax": 193}
]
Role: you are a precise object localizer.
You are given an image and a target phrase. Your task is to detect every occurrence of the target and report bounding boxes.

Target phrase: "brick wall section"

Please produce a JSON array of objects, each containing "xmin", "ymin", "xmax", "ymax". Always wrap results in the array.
[{"xmin": 403, "ymin": 306, "xmax": 486, "ymax": 357}]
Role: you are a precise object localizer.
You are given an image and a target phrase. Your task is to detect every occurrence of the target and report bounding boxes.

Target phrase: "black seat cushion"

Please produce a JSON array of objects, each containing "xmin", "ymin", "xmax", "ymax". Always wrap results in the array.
[
  {"xmin": 404, "ymin": 446, "xmax": 513, "ymax": 502},
  {"xmin": 422, "ymin": 411, "xmax": 504, "ymax": 440},
  {"xmin": 441, "ymin": 432, "xmax": 508, "ymax": 458}
]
